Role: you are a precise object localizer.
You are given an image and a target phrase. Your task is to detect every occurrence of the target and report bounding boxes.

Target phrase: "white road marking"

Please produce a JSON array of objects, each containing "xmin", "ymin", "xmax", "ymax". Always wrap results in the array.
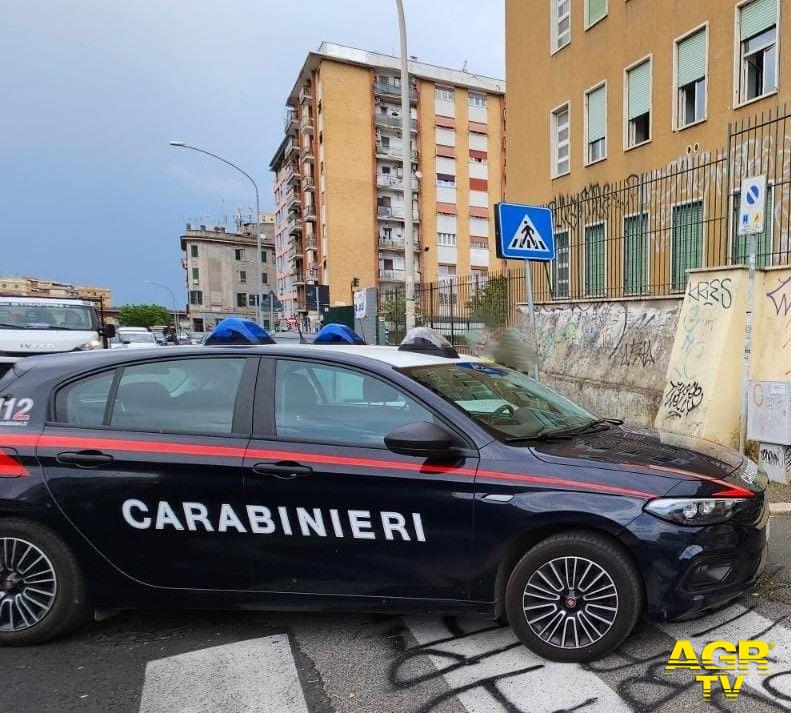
[
  {"xmin": 404, "ymin": 616, "xmax": 631, "ymax": 713},
  {"xmin": 138, "ymin": 634, "xmax": 309, "ymax": 713},
  {"xmin": 660, "ymin": 604, "xmax": 791, "ymax": 706}
]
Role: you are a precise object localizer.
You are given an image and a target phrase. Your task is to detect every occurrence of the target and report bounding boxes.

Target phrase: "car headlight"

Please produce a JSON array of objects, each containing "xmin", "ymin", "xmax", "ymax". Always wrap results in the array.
[
  {"xmin": 644, "ymin": 498, "xmax": 747, "ymax": 526},
  {"xmin": 76, "ymin": 339, "xmax": 103, "ymax": 351}
]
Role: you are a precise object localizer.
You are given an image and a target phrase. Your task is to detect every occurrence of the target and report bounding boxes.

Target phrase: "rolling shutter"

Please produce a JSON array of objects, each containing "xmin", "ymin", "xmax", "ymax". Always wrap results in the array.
[
  {"xmin": 587, "ymin": 85, "xmax": 607, "ymax": 141},
  {"xmin": 677, "ymin": 30, "xmax": 707, "ymax": 87},
  {"xmin": 627, "ymin": 61, "xmax": 651, "ymax": 119},
  {"xmin": 741, "ymin": 0, "xmax": 778, "ymax": 39}
]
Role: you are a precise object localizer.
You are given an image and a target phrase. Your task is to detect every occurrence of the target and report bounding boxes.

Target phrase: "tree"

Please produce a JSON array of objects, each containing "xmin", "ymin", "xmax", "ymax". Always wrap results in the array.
[
  {"xmin": 117, "ymin": 303, "xmax": 172, "ymax": 329},
  {"xmin": 466, "ymin": 275, "xmax": 508, "ymax": 328}
]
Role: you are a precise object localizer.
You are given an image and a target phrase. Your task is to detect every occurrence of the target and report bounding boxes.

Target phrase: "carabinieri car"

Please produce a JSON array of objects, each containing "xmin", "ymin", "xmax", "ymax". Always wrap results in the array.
[{"xmin": 0, "ymin": 332, "xmax": 768, "ymax": 661}]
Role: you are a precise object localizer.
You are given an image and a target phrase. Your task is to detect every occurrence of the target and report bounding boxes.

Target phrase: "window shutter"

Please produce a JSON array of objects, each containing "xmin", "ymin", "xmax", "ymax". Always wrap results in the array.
[
  {"xmin": 677, "ymin": 30, "xmax": 707, "ymax": 87},
  {"xmin": 586, "ymin": 0, "xmax": 607, "ymax": 25},
  {"xmin": 741, "ymin": 0, "xmax": 778, "ymax": 39},
  {"xmin": 627, "ymin": 61, "xmax": 651, "ymax": 119},
  {"xmin": 587, "ymin": 86, "xmax": 607, "ymax": 142}
]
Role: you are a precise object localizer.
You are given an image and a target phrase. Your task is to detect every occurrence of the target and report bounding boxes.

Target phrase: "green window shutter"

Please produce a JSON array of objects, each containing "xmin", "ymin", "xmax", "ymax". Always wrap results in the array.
[
  {"xmin": 587, "ymin": 0, "xmax": 607, "ymax": 25},
  {"xmin": 585, "ymin": 223, "xmax": 606, "ymax": 296},
  {"xmin": 553, "ymin": 231, "xmax": 570, "ymax": 299},
  {"xmin": 671, "ymin": 202, "xmax": 703, "ymax": 291},
  {"xmin": 627, "ymin": 61, "xmax": 651, "ymax": 119},
  {"xmin": 587, "ymin": 86, "xmax": 607, "ymax": 141},
  {"xmin": 624, "ymin": 214, "xmax": 648, "ymax": 294},
  {"xmin": 741, "ymin": 0, "xmax": 778, "ymax": 39},
  {"xmin": 677, "ymin": 29, "xmax": 707, "ymax": 87}
]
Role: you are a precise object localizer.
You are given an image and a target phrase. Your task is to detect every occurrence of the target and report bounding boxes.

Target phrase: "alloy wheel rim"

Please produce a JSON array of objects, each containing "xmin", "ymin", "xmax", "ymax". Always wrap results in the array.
[
  {"xmin": 522, "ymin": 556, "xmax": 618, "ymax": 650},
  {"xmin": 0, "ymin": 538, "xmax": 57, "ymax": 632}
]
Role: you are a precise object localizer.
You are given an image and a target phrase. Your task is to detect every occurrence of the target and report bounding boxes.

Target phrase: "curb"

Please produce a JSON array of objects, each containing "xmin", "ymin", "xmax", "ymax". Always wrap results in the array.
[{"xmin": 769, "ymin": 503, "xmax": 791, "ymax": 516}]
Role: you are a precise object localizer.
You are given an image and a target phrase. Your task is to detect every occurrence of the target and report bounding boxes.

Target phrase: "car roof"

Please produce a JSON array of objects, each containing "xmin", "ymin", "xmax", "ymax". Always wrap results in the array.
[{"xmin": 12, "ymin": 343, "xmax": 481, "ymax": 379}]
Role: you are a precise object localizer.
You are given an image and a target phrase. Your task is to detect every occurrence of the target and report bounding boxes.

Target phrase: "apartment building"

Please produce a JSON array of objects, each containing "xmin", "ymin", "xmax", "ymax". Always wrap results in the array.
[
  {"xmin": 180, "ymin": 214, "xmax": 276, "ymax": 332},
  {"xmin": 269, "ymin": 42, "xmax": 506, "ymax": 321},
  {"xmin": 506, "ymin": 0, "xmax": 789, "ymax": 299},
  {"xmin": 0, "ymin": 276, "xmax": 112, "ymax": 305}
]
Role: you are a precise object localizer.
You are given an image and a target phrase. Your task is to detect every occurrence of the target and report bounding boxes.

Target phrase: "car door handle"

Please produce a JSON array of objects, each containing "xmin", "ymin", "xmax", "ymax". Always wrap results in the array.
[
  {"xmin": 56, "ymin": 450, "xmax": 115, "ymax": 468},
  {"xmin": 252, "ymin": 461, "xmax": 313, "ymax": 479}
]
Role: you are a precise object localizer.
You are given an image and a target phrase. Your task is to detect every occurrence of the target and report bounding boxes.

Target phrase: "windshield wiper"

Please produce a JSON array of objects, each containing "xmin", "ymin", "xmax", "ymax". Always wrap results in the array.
[{"xmin": 504, "ymin": 418, "xmax": 623, "ymax": 444}]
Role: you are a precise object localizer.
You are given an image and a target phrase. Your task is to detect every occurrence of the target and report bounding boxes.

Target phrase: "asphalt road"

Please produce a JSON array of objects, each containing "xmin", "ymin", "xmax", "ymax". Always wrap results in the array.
[{"xmin": 3, "ymin": 516, "xmax": 790, "ymax": 713}]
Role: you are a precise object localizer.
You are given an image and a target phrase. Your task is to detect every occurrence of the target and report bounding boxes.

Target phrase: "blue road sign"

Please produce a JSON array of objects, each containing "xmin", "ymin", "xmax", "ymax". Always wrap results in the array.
[{"xmin": 495, "ymin": 203, "xmax": 555, "ymax": 261}]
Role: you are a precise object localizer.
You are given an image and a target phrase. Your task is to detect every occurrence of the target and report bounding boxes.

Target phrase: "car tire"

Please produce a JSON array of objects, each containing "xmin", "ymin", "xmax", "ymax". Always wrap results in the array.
[
  {"xmin": 505, "ymin": 530, "xmax": 643, "ymax": 663},
  {"xmin": 0, "ymin": 519, "xmax": 91, "ymax": 646}
]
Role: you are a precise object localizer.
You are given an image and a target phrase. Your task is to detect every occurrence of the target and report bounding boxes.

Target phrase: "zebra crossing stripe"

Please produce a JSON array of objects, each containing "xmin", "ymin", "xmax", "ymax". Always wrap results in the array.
[
  {"xmin": 404, "ymin": 615, "xmax": 631, "ymax": 713},
  {"xmin": 138, "ymin": 634, "xmax": 309, "ymax": 713}
]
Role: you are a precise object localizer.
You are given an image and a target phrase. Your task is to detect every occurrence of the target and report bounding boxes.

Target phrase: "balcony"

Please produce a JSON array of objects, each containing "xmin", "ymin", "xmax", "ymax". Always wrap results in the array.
[
  {"xmin": 284, "ymin": 110, "xmax": 297, "ymax": 134},
  {"xmin": 374, "ymin": 80, "xmax": 417, "ymax": 102},
  {"xmin": 293, "ymin": 271, "xmax": 306, "ymax": 285},
  {"xmin": 305, "ymin": 238, "xmax": 318, "ymax": 252},
  {"xmin": 378, "ymin": 236, "xmax": 420, "ymax": 251},
  {"xmin": 303, "ymin": 206, "xmax": 317, "ymax": 222},
  {"xmin": 288, "ymin": 220, "xmax": 302, "ymax": 236},
  {"xmin": 307, "ymin": 268, "xmax": 320, "ymax": 283},
  {"xmin": 301, "ymin": 149, "xmax": 315, "ymax": 164},
  {"xmin": 377, "ymin": 205, "xmax": 420, "ymax": 221},
  {"xmin": 286, "ymin": 169, "xmax": 301, "ymax": 187},
  {"xmin": 375, "ymin": 143, "xmax": 418, "ymax": 161},
  {"xmin": 379, "ymin": 270, "xmax": 420, "ymax": 283},
  {"xmin": 374, "ymin": 113, "xmax": 418, "ymax": 132},
  {"xmin": 300, "ymin": 114, "xmax": 314, "ymax": 134},
  {"xmin": 287, "ymin": 191, "xmax": 301, "ymax": 209},
  {"xmin": 299, "ymin": 85, "xmax": 313, "ymax": 105},
  {"xmin": 284, "ymin": 138, "xmax": 298, "ymax": 159},
  {"xmin": 302, "ymin": 175, "xmax": 315, "ymax": 192}
]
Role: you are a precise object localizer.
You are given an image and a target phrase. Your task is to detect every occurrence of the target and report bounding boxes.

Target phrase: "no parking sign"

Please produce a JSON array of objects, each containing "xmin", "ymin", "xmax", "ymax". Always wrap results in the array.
[{"xmin": 738, "ymin": 174, "xmax": 767, "ymax": 235}]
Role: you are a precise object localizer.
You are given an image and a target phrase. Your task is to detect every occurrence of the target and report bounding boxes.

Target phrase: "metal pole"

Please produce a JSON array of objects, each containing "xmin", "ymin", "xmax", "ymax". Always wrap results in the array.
[
  {"xmin": 395, "ymin": 0, "xmax": 416, "ymax": 332},
  {"xmin": 169, "ymin": 142, "xmax": 265, "ymax": 325},
  {"xmin": 268, "ymin": 291, "xmax": 274, "ymax": 331},
  {"xmin": 146, "ymin": 281, "xmax": 180, "ymax": 344},
  {"xmin": 524, "ymin": 260, "xmax": 539, "ymax": 381},
  {"xmin": 739, "ymin": 232, "xmax": 757, "ymax": 453}
]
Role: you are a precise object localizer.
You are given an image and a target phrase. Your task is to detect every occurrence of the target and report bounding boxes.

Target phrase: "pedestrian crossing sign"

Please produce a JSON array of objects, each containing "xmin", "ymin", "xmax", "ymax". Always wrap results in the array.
[{"xmin": 495, "ymin": 203, "xmax": 555, "ymax": 261}]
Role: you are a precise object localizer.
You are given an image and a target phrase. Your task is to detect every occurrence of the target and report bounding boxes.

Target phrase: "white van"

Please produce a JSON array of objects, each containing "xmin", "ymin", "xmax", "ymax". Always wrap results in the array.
[{"xmin": 111, "ymin": 327, "xmax": 160, "ymax": 349}]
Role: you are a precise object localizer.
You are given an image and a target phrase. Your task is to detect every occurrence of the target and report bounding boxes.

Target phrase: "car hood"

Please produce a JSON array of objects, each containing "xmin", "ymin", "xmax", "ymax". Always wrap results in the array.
[
  {"xmin": 530, "ymin": 425, "xmax": 746, "ymax": 480},
  {"xmin": 0, "ymin": 329, "xmax": 97, "ymax": 354}
]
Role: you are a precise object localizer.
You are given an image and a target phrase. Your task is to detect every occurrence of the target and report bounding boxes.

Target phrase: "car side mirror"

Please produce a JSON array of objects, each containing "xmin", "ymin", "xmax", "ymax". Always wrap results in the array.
[
  {"xmin": 100, "ymin": 324, "xmax": 116, "ymax": 339},
  {"xmin": 384, "ymin": 421, "xmax": 462, "ymax": 459}
]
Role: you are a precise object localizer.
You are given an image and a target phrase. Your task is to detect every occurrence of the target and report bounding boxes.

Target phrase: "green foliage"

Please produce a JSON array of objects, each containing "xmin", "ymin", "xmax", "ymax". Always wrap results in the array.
[
  {"xmin": 466, "ymin": 275, "xmax": 508, "ymax": 328},
  {"xmin": 117, "ymin": 303, "xmax": 172, "ymax": 329}
]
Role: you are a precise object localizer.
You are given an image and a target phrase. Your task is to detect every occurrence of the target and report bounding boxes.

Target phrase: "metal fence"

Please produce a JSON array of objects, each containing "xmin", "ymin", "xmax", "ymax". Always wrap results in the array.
[{"xmin": 378, "ymin": 103, "xmax": 791, "ymax": 344}]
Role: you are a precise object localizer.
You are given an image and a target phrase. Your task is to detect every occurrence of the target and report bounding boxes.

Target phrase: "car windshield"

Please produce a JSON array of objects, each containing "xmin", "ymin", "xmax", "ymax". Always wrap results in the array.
[
  {"xmin": 0, "ymin": 302, "xmax": 97, "ymax": 331},
  {"xmin": 121, "ymin": 332, "xmax": 155, "ymax": 343},
  {"xmin": 403, "ymin": 362, "xmax": 598, "ymax": 441}
]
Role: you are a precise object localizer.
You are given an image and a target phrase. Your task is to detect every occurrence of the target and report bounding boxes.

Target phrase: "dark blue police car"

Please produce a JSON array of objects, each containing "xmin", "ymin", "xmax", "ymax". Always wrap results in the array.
[{"xmin": 0, "ymin": 332, "xmax": 768, "ymax": 661}]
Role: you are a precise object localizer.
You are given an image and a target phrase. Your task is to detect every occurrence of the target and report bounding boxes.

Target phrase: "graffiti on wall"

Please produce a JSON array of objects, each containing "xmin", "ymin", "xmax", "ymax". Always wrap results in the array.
[{"xmin": 663, "ymin": 380, "xmax": 705, "ymax": 419}]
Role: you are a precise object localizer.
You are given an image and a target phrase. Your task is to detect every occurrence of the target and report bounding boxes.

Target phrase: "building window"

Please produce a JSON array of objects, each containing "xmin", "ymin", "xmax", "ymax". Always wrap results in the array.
[
  {"xmin": 585, "ymin": 0, "xmax": 607, "ymax": 28},
  {"xmin": 552, "ymin": 231, "xmax": 570, "ymax": 299},
  {"xmin": 675, "ymin": 28, "xmax": 707, "ymax": 128},
  {"xmin": 584, "ymin": 223, "xmax": 606, "ymax": 297},
  {"xmin": 435, "ymin": 87, "xmax": 454, "ymax": 102},
  {"xmin": 437, "ymin": 173, "xmax": 456, "ymax": 187},
  {"xmin": 671, "ymin": 201, "xmax": 703, "ymax": 291},
  {"xmin": 263, "ymin": 272, "xmax": 269, "ymax": 285},
  {"xmin": 551, "ymin": 103, "xmax": 570, "ymax": 177},
  {"xmin": 585, "ymin": 84, "xmax": 607, "ymax": 164},
  {"xmin": 471, "ymin": 239, "xmax": 488, "ymax": 250},
  {"xmin": 438, "ymin": 232, "xmax": 457, "ymax": 247},
  {"xmin": 625, "ymin": 59, "xmax": 651, "ymax": 148},
  {"xmin": 732, "ymin": 186, "xmax": 774, "ymax": 266},
  {"xmin": 248, "ymin": 294, "xmax": 258, "ymax": 307},
  {"xmin": 190, "ymin": 245, "xmax": 198, "ymax": 257},
  {"xmin": 624, "ymin": 213, "xmax": 649, "ymax": 294},
  {"xmin": 191, "ymin": 267, "xmax": 199, "ymax": 284},
  {"xmin": 236, "ymin": 293, "xmax": 247, "ymax": 308},
  {"xmin": 261, "ymin": 250, "xmax": 267, "ymax": 263},
  {"xmin": 189, "ymin": 290, "xmax": 203, "ymax": 306},
  {"xmin": 737, "ymin": 0, "xmax": 778, "ymax": 104},
  {"xmin": 469, "ymin": 92, "xmax": 487, "ymax": 107},
  {"xmin": 239, "ymin": 270, "xmax": 247, "ymax": 284},
  {"xmin": 235, "ymin": 248, "xmax": 246, "ymax": 261},
  {"xmin": 551, "ymin": 0, "xmax": 571, "ymax": 51}
]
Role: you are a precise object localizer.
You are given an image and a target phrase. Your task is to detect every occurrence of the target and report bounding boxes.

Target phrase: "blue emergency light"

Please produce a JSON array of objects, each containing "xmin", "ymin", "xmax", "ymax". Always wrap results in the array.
[
  {"xmin": 313, "ymin": 324, "xmax": 366, "ymax": 345},
  {"xmin": 204, "ymin": 317, "xmax": 276, "ymax": 346}
]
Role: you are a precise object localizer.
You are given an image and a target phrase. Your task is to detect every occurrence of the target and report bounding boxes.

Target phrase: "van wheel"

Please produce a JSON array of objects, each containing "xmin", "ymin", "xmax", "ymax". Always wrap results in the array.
[
  {"xmin": 0, "ymin": 519, "xmax": 91, "ymax": 646},
  {"xmin": 505, "ymin": 531, "xmax": 643, "ymax": 663}
]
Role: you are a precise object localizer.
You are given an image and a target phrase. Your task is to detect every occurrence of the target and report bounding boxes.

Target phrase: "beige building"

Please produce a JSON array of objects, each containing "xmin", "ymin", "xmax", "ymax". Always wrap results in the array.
[
  {"xmin": 506, "ymin": 0, "xmax": 789, "ymax": 299},
  {"xmin": 269, "ymin": 42, "xmax": 506, "ymax": 321},
  {"xmin": 180, "ymin": 214, "xmax": 276, "ymax": 332},
  {"xmin": 0, "ymin": 275, "xmax": 112, "ymax": 306}
]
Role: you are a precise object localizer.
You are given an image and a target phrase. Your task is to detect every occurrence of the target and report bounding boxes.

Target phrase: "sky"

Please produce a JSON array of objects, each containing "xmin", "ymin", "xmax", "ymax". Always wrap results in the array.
[{"xmin": 1, "ymin": 1, "xmax": 505, "ymax": 306}]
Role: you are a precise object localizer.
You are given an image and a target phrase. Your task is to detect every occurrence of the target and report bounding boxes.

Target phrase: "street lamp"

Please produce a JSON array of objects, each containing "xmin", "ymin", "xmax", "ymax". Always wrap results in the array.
[
  {"xmin": 395, "ymin": 0, "xmax": 416, "ymax": 333},
  {"xmin": 169, "ymin": 141, "xmax": 265, "ymax": 325},
  {"xmin": 145, "ymin": 280, "xmax": 180, "ymax": 344}
]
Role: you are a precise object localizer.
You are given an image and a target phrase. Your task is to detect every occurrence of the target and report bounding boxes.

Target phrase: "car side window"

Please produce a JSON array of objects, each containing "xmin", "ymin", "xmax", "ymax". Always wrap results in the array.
[
  {"xmin": 56, "ymin": 370, "xmax": 115, "ymax": 427},
  {"xmin": 110, "ymin": 357, "xmax": 246, "ymax": 435},
  {"xmin": 274, "ymin": 359, "xmax": 433, "ymax": 447}
]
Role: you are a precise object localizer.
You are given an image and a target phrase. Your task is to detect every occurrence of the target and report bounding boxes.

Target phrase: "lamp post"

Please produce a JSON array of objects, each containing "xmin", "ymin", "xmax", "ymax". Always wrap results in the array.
[
  {"xmin": 395, "ymin": 0, "xmax": 416, "ymax": 332},
  {"xmin": 169, "ymin": 141, "xmax": 265, "ymax": 325},
  {"xmin": 146, "ymin": 280, "xmax": 180, "ymax": 344}
]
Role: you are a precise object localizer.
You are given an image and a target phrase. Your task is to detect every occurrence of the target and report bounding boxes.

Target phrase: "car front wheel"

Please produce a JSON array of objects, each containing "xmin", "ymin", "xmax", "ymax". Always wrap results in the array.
[
  {"xmin": 505, "ymin": 531, "xmax": 643, "ymax": 663},
  {"xmin": 0, "ymin": 519, "xmax": 90, "ymax": 646}
]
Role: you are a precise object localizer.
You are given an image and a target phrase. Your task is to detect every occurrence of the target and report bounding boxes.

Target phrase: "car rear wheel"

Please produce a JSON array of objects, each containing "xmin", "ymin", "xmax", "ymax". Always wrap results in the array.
[
  {"xmin": 0, "ymin": 519, "xmax": 90, "ymax": 646},
  {"xmin": 505, "ymin": 531, "xmax": 643, "ymax": 663}
]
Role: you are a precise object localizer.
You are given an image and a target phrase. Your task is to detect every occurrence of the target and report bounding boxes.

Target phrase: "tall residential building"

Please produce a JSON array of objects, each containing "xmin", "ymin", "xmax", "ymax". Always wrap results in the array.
[
  {"xmin": 506, "ymin": 0, "xmax": 789, "ymax": 299},
  {"xmin": 0, "ymin": 276, "xmax": 112, "ymax": 306},
  {"xmin": 180, "ymin": 214, "xmax": 276, "ymax": 332},
  {"xmin": 269, "ymin": 42, "xmax": 506, "ymax": 322}
]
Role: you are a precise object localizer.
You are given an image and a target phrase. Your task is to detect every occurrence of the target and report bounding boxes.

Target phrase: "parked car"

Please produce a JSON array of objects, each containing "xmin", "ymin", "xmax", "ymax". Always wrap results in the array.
[{"xmin": 110, "ymin": 327, "xmax": 159, "ymax": 349}]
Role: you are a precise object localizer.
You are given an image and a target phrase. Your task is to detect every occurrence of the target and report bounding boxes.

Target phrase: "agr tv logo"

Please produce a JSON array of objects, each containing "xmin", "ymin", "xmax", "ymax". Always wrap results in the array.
[{"xmin": 666, "ymin": 639, "xmax": 774, "ymax": 700}]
